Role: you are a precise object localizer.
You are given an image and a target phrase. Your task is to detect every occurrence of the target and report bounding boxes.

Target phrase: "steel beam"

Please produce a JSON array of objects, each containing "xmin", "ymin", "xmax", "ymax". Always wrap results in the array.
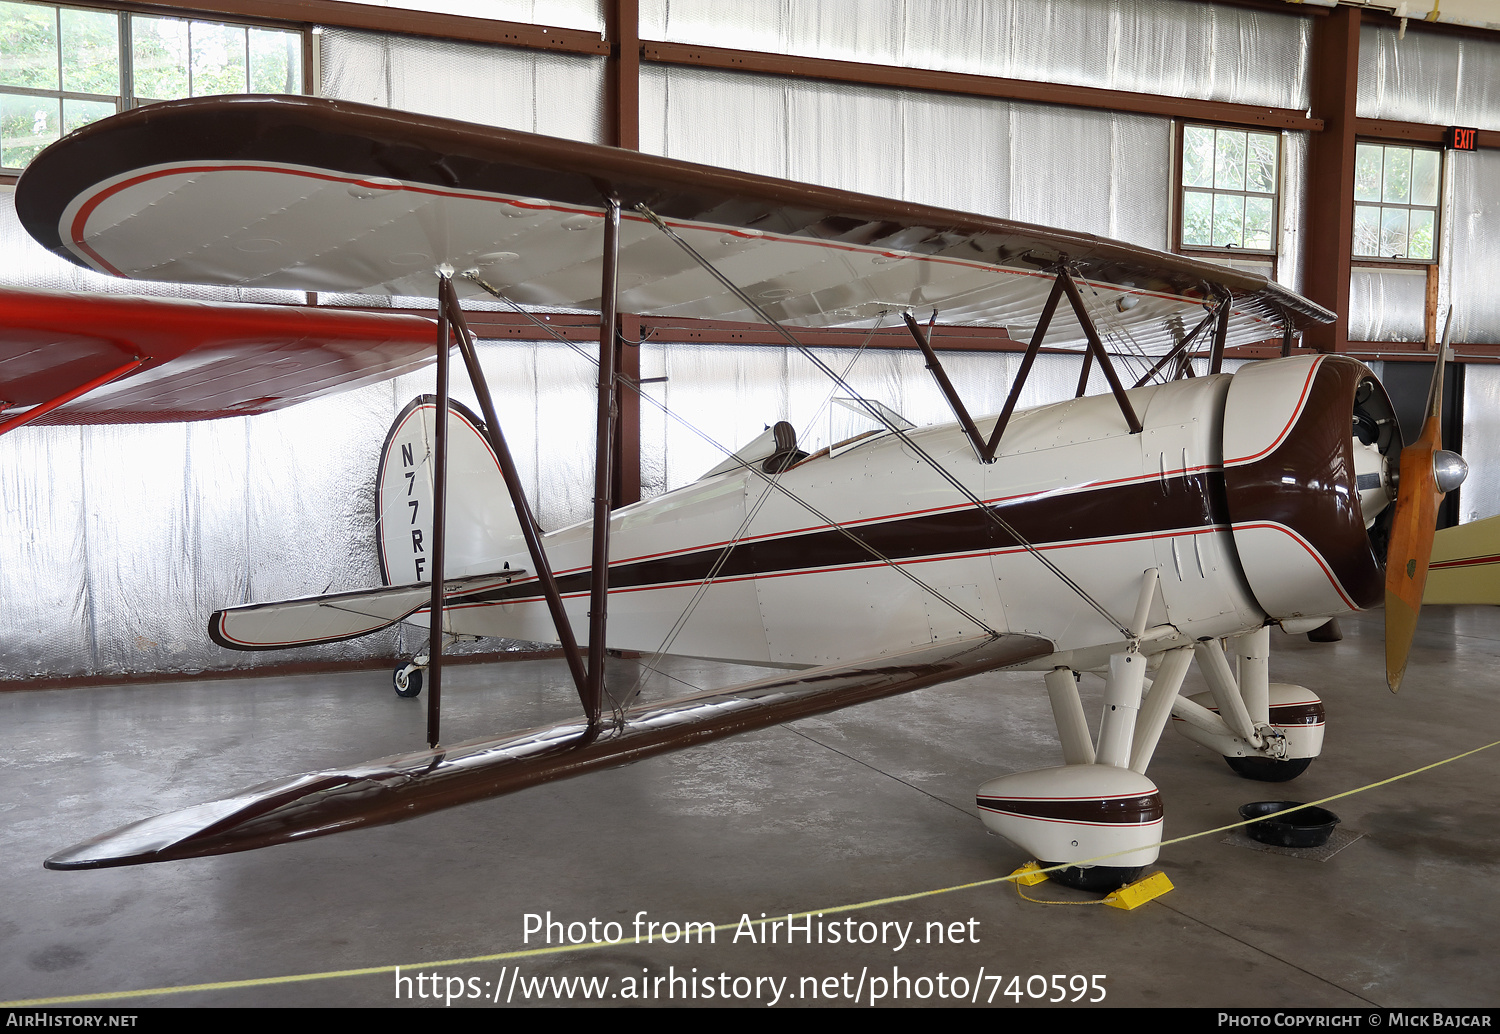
[
  {"xmin": 126, "ymin": 1, "xmax": 609, "ymax": 53},
  {"xmin": 1303, "ymin": 5, "xmax": 1361, "ymax": 353},
  {"xmin": 605, "ymin": 0, "xmax": 640, "ymax": 150},
  {"xmin": 641, "ymin": 41, "xmax": 1321, "ymax": 131}
]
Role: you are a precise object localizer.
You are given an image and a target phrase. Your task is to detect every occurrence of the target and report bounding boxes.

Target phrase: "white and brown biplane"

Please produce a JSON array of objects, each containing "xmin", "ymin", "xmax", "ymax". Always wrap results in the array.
[{"xmin": 5, "ymin": 95, "xmax": 1468, "ymax": 890}]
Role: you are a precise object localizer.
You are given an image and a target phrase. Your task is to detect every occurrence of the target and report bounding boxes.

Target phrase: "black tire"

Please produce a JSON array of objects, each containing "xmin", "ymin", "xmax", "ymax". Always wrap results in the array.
[
  {"xmin": 1042, "ymin": 863, "xmax": 1143, "ymax": 894},
  {"xmin": 1225, "ymin": 755, "xmax": 1312, "ymax": 782},
  {"xmin": 393, "ymin": 665, "xmax": 423, "ymax": 698}
]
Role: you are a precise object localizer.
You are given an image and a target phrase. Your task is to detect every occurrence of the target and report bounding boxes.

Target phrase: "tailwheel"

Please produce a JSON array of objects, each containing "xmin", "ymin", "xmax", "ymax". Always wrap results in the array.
[
  {"xmin": 393, "ymin": 663, "xmax": 424, "ymax": 698},
  {"xmin": 1224, "ymin": 755, "xmax": 1312, "ymax": 782}
]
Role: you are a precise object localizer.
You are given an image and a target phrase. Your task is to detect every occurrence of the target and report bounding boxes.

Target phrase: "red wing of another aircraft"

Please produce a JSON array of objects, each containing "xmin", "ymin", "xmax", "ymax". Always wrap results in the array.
[{"xmin": 0, "ymin": 286, "xmax": 435, "ymax": 430}]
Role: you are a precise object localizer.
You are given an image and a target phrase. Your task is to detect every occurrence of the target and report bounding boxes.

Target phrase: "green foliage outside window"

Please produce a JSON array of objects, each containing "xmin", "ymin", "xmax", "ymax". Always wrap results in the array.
[
  {"xmin": 1354, "ymin": 143, "xmax": 1440, "ymax": 262},
  {"xmin": 1180, "ymin": 124, "xmax": 1279, "ymax": 254},
  {"xmin": 1, "ymin": 1, "xmax": 302, "ymax": 170}
]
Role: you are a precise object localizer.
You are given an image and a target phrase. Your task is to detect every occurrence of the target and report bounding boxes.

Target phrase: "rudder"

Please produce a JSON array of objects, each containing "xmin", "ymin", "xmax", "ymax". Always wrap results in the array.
[{"xmin": 377, "ymin": 395, "xmax": 525, "ymax": 585}]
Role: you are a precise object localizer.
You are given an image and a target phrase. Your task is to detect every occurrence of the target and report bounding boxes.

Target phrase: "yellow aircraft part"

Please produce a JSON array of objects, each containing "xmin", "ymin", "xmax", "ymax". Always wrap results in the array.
[{"xmin": 1425, "ymin": 515, "xmax": 1500, "ymax": 605}]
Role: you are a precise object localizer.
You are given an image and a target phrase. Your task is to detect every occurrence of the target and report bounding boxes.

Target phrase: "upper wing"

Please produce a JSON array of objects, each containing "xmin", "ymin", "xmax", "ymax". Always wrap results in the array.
[
  {"xmin": 17, "ymin": 95, "xmax": 1331, "ymax": 356},
  {"xmin": 0, "ymin": 286, "xmax": 435, "ymax": 427},
  {"xmin": 46, "ymin": 632, "xmax": 1050, "ymax": 868}
]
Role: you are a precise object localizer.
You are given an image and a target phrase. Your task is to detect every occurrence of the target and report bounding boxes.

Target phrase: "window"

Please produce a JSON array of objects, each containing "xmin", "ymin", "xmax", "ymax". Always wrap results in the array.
[
  {"xmin": 1353, "ymin": 142, "xmax": 1440, "ymax": 262},
  {"xmin": 1179, "ymin": 124, "xmax": 1279, "ymax": 255},
  {"xmin": 0, "ymin": 1, "xmax": 303, "ymax": 172}
]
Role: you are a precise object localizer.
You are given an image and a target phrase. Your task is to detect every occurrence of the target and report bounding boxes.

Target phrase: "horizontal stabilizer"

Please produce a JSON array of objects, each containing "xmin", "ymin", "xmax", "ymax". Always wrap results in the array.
[
  {"xmin": 208, "ymin": 569, "xmax": 528, "ymax": 651},
  {"xmin": 46, "ymin": 633, "xmax": 1051, "ymax": 869}
]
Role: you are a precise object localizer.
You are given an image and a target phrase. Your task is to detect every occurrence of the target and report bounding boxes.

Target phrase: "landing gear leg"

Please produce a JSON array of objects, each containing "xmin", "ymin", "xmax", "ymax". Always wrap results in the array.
[{"xmin": 1173, "ymin": 627, "xmax": 1325, "ymax": 780}]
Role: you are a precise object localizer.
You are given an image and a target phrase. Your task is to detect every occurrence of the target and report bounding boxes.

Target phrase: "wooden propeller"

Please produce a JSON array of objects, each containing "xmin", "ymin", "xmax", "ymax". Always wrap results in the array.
[{"xmin": 1385, "ymin": 313, "xmax": 1467, "ymax": 691}]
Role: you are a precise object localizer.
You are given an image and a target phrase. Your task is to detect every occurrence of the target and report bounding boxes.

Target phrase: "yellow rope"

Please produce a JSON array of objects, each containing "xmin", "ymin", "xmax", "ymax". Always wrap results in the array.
[{"xmin": 6, "ymin": 736, "xmax": 1496, "ymax": 1007}]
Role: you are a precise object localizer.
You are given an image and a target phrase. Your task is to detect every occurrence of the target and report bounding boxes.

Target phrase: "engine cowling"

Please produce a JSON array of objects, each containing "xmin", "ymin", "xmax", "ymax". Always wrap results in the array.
[{"xmin": 1220, "ymin": 356, "xmax": 1400, "ymax": 622}]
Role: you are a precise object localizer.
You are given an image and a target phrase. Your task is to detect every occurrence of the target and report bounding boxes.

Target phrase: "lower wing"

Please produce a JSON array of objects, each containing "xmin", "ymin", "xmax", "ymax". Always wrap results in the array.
[{"xmin": 46, "ymin": 632, "xmax": 1051, "ymax": 869}]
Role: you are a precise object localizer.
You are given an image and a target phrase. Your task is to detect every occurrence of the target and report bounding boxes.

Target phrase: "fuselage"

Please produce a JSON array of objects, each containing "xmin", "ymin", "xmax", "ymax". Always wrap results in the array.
[{"xmin": 430, "ymin": 355, "xmax": 1393, "ymax": 673}]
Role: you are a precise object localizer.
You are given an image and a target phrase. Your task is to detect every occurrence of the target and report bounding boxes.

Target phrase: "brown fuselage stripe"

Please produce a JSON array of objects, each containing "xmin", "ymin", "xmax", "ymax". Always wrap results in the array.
[
  {"xmin": 976, "ymin": 793, "xmax": 1165, "ymax": 825},
  {"xmin": 462, "ymin": 470, "xmax": 1228, "ymax": 606}
]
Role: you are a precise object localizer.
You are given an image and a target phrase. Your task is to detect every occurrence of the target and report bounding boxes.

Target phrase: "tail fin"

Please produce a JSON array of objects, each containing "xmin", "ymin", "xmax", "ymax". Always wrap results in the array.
[{"xmin": 377, "ymin": 395, "xmax": 525, "ymax": 585}]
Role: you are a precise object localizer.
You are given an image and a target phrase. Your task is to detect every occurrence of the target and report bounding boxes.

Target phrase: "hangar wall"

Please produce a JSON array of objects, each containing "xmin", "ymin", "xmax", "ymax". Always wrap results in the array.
[
  {"xmin": 0, "ymin": 0, "xmax": 1492, "ymax": 679},
  {"xmin": 1353, "ymin": 24, "xmax": 1500, "ymax": 346}
]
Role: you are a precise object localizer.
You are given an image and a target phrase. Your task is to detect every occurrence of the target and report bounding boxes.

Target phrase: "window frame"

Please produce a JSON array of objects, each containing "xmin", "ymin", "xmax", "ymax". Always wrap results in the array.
[
  {"xmin": 0, "ymin": 0, "xmax": 308, "ymax": 178},
  {"xmin": 1351, "ymin": 138, "xmax": 1444, "ymax": 267},
  {"xmin": 1173, "ymin": 120, "xmax": 1282, "ymax": 268}
]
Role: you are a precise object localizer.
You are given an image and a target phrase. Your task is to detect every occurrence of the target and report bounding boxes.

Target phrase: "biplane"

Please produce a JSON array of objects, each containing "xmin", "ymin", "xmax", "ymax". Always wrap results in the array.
[{"xmin": 7, "ymin": 95, "xmax": 1467, "ymax": 890}]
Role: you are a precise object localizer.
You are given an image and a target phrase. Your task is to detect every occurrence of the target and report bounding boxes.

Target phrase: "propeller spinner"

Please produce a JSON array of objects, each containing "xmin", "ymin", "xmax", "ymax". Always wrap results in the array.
[{"xmin": 1384, "ymin": 312, "xmax": 1469, "ymax": 691}]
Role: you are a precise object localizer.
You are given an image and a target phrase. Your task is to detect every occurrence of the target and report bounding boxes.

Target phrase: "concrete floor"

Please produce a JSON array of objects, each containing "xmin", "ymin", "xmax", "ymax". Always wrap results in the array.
[{"xmin": 1, "ymin": 607, "xmax": 1497, "ymax": 1008}]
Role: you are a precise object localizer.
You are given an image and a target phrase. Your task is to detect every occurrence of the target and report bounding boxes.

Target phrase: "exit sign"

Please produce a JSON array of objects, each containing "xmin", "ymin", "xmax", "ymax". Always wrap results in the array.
[{"xmin": 1448, "ymin": 126, "xmax": 1478, "ymax": 150}]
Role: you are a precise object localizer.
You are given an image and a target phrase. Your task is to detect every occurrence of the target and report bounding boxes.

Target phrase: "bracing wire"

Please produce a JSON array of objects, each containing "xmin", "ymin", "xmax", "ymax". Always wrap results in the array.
[
  {"xmin": 633, "ymin": 205, "xmax": 1129, "ymax": 637},
  {"xmin": 619, "ymin": 317, "xmax": 890, "ymax": 713},
  {"xmin": 460, "ymin": 273, "xmax": 1003, "ymax": 717}
]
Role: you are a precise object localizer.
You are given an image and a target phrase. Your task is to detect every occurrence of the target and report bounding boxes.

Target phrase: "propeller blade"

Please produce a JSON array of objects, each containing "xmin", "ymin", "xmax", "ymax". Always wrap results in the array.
[{"xmin": 1385, "ymin": 310, "xmax": 1464, "ymax": 691}]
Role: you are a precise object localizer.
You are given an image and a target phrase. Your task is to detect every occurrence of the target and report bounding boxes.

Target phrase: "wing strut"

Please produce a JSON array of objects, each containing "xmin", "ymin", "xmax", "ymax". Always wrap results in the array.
[
  {"xmin": 433, "ymin": 276, "xmax": 594, "ymax": 733},
  {"xmin": 1058, "ymin": 271, "xmax": 1143, "ymax": 434},
  {"xmin": 426, "ymin": 280, "xmax": 453, "ymax": 747},
  {"xmin": 436, "ymin": 278, "xmax": 592, "ymax": 707},
  {"xmin": 901, "ymin": 271, "xmax": 1068, "ymax": 463},
  {"xmin": 984, "ymin": 274, "xmax": 1067, "ymax": 453},
  {"xmin": 1074, "ymin": 343, "xmax": 1094, "ymax": 399},
  {"xmin": 424, "ymin": 199, "xmax": 623, "ymax": 740},
  {"xmin": 0, "ymin": 356, "xmax": 145, "ymax": 436},
  {"xmin": 1208, "ymin": 291, "xmax": 1232, "ymax": 374},
  {"xmin": 634, "ymin": 203, "xmax": 1131, "ymax": 638},
  {"xmin": 1131, "ymin": 306, "xmax": 1218, "ymax": 389},
  {"xmin": 585, "ymin": 199, "xmax": 622, "ymax": 729},
  {"xmin": 902, "ymin": 310, "xmax": 989, "ymax": 461}
]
